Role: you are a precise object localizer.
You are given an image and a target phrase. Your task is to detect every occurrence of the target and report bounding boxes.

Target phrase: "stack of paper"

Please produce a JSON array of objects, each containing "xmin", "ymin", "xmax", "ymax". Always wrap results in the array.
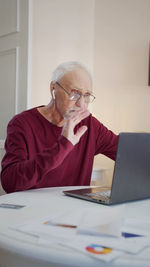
[{"xmin": 11, "ymin": 206, "xmax": 150, "ymax": 264}]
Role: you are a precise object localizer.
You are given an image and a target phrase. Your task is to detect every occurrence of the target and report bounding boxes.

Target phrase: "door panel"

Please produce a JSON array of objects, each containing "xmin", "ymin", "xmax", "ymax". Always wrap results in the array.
[
  {"xmin": 0, "ymin": 0, "xmax": 19, "ymax": 37},
  {"xmin": 0, "ymin": 0, "xmax": 31, "ymax": 140},
  {"xmin": 0, "ymin": 48, "xmax": 17, "ymax": 139}
]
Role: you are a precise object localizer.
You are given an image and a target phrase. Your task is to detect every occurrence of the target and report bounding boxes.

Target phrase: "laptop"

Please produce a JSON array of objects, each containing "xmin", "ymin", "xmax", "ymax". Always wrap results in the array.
[{"xmin": 63, "ymin": 132, "xmax": 150, "ymax": 205}]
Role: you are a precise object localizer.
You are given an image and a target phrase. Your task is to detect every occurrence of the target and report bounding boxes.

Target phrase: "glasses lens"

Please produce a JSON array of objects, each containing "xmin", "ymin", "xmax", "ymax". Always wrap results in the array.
[
  {"xmin": 84, "ymin": 95, "xmax": 95, "ymax": 103},
  {"xmin": 69, "ymin": 91, "xmax": 95, "ymax": 103},
  {"xmin": 69, "ymin": 91, "xmax": 80, "ymax": 101},
  {"xmin": 89, "ymin": 95, "xmax": 95, "ymax": 103}
]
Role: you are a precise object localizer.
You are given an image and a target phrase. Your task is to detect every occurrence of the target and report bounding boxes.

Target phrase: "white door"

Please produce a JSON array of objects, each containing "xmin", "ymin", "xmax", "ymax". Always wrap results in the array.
[{"xmin": 0, "ymin": 0, "xmax": 32, "ymax": 141}]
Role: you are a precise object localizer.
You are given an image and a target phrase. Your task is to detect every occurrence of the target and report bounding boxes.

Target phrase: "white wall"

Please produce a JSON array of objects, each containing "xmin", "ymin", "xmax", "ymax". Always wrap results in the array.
[
  {"xmin": 93, "ymin": 0, "xmax": 150, "ymax": 185},
  {"xmin": 31, "ymin": 0, "xmax": 95, "ymax": 107}
]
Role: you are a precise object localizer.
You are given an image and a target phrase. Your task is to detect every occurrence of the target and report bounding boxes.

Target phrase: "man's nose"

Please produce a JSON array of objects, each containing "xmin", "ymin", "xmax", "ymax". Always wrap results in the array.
[{"xmin": 75, "ymin": 95, "xmax": 85, "ymax": 108}]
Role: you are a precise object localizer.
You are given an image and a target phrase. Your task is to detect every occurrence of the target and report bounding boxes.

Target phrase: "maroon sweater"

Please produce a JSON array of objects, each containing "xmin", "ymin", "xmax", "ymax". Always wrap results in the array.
[{"xmin": 1, "ymin": 107, "xmax": 118, "ymax": 193}]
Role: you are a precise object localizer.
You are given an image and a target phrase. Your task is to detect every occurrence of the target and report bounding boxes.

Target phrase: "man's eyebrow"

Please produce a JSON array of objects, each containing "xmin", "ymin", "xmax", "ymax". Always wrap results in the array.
[{"xmin": 71, "ymin": 87, "xmax": 92, "ymax": 94}]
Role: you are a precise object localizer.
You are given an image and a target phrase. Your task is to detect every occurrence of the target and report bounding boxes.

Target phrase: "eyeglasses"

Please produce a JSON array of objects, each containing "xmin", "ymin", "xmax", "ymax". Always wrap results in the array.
[{"xmin": 56, "ymin": 82, "xmax": 95, "ymax": 103}]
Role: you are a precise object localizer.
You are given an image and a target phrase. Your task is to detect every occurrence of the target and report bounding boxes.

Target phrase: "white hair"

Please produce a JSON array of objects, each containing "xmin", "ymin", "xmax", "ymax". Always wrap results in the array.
[{"xmin": 51, "ymin": 61, "xmax": 92, "ymax": 82}]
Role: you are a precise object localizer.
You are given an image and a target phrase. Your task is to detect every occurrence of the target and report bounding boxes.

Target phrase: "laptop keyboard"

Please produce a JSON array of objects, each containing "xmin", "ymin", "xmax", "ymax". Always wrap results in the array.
[{"xmin": 86, "ymin": 190, "xmax": 111, "ymax": 200}]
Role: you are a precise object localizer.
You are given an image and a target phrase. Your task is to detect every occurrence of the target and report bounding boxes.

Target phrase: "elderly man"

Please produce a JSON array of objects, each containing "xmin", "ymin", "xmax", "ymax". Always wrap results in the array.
[{"xmin": 1, "ymin": 61, "xmax": 118, "ymax": 193}]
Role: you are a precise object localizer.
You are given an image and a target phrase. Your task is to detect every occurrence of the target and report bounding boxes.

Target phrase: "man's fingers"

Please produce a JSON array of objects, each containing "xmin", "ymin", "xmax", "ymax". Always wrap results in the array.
[
  {"xmin": 65, "ymin": 109, "xmax": 90, "ymax": 121},
  {"xmin": 71, "ymin": 110, "xmax": 90, "ymax": 125},
  {"xmin": 75, "ymin": 126, "xmax": 88, "ymax": 140},
  {"xmin": 62, "ymin": 110, "xmax": 89, "ymax": 145}
]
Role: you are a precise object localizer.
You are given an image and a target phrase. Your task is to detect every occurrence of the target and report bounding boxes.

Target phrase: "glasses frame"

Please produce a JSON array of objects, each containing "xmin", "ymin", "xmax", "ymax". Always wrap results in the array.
[{"xmin": 55, "ymin": 81, "xmax": 95, "ymax": 103}]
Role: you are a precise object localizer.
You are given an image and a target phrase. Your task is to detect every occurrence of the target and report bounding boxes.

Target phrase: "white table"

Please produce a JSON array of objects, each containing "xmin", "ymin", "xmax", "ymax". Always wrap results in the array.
[{"xmin": 0, "ymin": 186, "xmax": 150, "ymax": 267}]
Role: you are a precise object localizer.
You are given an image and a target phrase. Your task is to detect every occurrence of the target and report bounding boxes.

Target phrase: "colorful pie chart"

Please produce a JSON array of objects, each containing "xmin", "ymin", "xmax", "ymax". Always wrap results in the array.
[{"xmin": 86, "ymin": 244, "xmax": 113, "ymax": 254}]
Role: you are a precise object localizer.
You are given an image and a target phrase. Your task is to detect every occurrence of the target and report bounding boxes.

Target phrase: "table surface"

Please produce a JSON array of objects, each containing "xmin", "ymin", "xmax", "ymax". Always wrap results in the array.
[{"xmin": 0, "ymin": 186, "xmax": 150, "ymax": 267}]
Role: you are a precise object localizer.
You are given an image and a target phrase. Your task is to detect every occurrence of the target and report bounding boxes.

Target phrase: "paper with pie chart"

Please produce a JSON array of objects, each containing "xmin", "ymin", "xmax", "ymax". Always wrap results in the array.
[{"xmin": 63, "ymin": 240, "xmax": 123, "ymax": 261}]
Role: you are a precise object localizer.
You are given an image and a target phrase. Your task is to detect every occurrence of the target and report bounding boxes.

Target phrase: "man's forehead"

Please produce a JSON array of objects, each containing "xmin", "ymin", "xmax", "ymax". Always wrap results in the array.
[{"xmin": 60, "ymin": 68, "xmax": 92, "ymax": 92}]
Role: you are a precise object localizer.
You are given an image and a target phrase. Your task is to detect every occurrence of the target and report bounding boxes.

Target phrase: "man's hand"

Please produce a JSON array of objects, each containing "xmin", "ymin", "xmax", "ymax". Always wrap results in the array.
[{"xmin": 61, "ymin": 109, "xmax": 90, "ymax": 145}]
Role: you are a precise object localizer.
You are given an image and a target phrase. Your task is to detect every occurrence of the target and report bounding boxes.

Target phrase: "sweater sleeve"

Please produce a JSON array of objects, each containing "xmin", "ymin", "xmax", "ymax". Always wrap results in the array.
[
  {"xmin": 1, "ymin": 118, "xmax": 74, "ymax": 193},
  {"xmin": 94, "ymin": 117, "xmax": 119, "ymax": 160}
]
